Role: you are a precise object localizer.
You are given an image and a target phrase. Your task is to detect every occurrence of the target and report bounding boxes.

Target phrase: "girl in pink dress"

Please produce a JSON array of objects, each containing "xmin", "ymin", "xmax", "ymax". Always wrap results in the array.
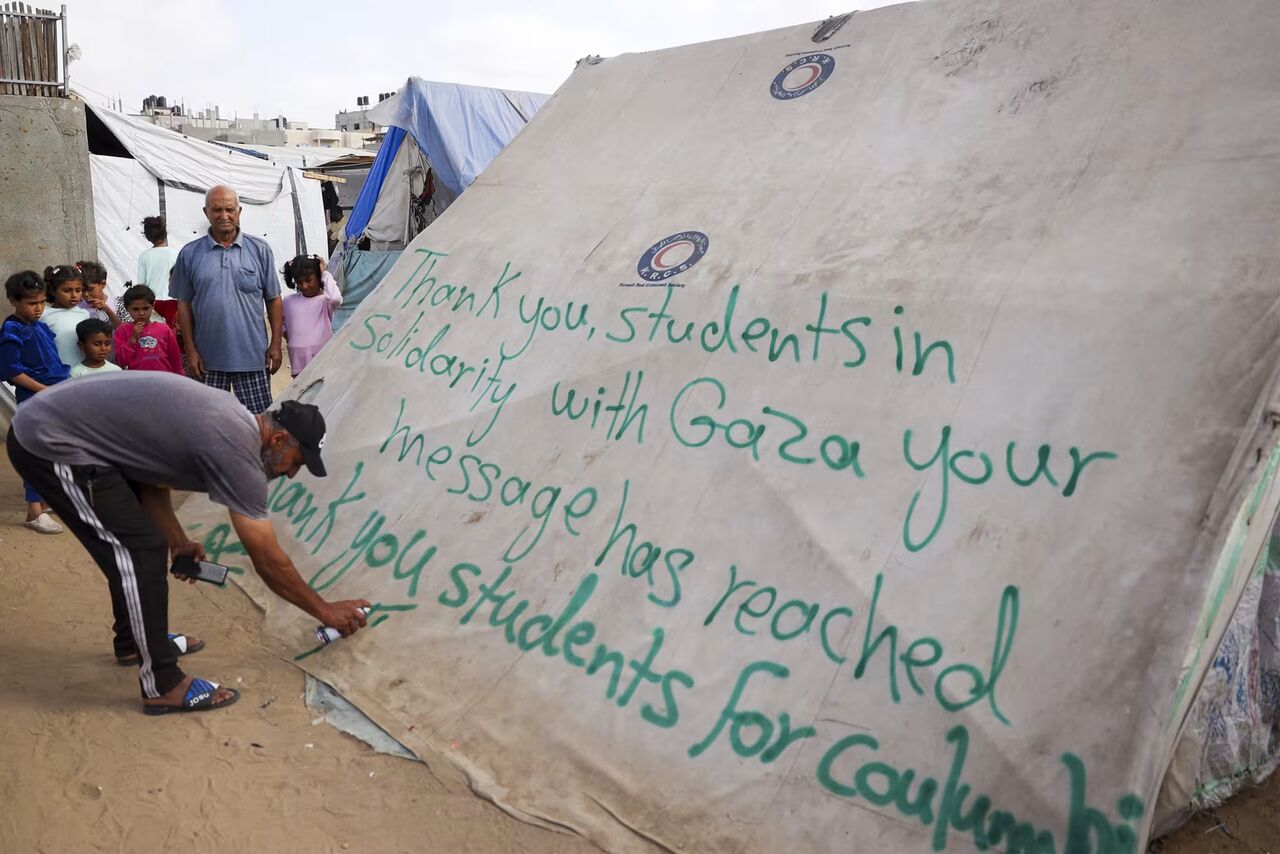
[{"xmin": 281, "ymin": 255, "xmax": 342, "ymax": 378}]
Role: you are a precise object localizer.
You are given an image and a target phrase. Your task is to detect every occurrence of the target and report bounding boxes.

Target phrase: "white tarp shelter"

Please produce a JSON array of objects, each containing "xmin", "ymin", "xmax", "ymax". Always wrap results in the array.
[
  {"xmin": 84, "ymin": 102, "xmax": 327, "ymax": 303},
  {"xmin": 209, "ymin": 142, "xmax": 374, "ymax": 170},
  {"xmin": 179, "ymin": 1, "xmax": 1280, "ymax": 851}
]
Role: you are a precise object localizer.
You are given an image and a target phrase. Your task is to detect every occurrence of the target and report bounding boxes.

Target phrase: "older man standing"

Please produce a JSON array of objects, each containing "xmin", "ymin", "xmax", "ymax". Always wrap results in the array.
[{"xmin": 172, "ymin": 185, "xmax": 284, "ymax": 413}]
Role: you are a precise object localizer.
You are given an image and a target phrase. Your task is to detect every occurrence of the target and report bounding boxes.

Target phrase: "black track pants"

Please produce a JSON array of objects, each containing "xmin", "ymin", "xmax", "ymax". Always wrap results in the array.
[{"xmin": 7, "ymin": 427, "xmax": 184, "ymax": 698}]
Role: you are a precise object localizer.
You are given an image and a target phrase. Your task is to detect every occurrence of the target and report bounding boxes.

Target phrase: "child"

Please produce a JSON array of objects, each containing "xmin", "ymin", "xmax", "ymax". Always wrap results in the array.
[
  {"xmin": 70, "ymin": 318, "xmax": 122, "ymax": 378},
  {"xmin": 282, "ymin": 254, "xmax": 342, "ymax": 378},
  {"xmin": 1, "ymin": 271, "xmax": 69, "ymax": 533},
  {"xmin": 136, "ymin": 216, "xmax": 179, "ymax": 299},
  {"xmin": 133, "ymin": 217, "xmax": 180, "ymax": 328},
  {"xmin": 40, "ymin": 264, "xmax": 90, "ymax": 372},
  {"xmin": 76, "ymin": 260, "xmax": 121, "ymax": 328},
  {"xmin": 113, "ymin": 284, "xmax": 184, "ymax": 375}
]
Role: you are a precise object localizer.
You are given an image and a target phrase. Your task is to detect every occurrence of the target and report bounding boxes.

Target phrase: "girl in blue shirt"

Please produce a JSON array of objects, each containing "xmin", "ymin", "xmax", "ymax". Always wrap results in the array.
[{"xmin": 2, "ymin": 270, "xmax": 70, "ymax": 533}]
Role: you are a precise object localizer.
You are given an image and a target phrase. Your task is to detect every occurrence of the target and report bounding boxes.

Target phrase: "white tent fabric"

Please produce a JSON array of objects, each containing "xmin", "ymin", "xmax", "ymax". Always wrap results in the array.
[
  {"xmin": 361, "ymin": 135, "xmax": 428, "ymax": 246},
  {"xmin": 90, "ymin": 104, "xmax": 289, "ymax": 204},
  {"xmin": 177, "ymin": 1, "xmax": 1280, "ymax": 851},
  {"xmin": 216, "ymin": 143, "xmax": 375, "ymax": 170},
  {"xmin": 90, "ymin": 153, "xmax": 326, "ymax": 304},
  {"xmin": 85, "ymin": 104, "xmax": 327, "ymax": 302}
]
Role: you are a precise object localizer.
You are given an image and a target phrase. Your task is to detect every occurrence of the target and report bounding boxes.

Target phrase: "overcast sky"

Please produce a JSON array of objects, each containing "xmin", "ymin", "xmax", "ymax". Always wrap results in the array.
[{"xmin": 67, "ymin": 0, "xmax": 895, "ymax": 127}]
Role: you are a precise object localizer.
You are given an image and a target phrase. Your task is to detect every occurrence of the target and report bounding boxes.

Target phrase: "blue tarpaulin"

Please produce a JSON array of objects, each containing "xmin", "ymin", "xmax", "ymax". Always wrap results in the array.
[
  {"xmin": 333, "ymin": 249, "xmax": 402, "ymax": 331},
  {"xmin": 368, "ymin": 78, "xmax": 549, "ymax": 197},
  {"xmin": 344, "ymin": 125, "xmax": 407, "ymax": 243},
  {"xmin": 336, "ymin": 77, "xmax": 550, "ymax": 326}
]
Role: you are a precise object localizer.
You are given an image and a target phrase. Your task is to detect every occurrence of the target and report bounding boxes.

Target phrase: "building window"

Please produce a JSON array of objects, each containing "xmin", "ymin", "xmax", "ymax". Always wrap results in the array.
[{"xmin": 353, "ymin": 122, "xmax": 361, "ymax": 130}]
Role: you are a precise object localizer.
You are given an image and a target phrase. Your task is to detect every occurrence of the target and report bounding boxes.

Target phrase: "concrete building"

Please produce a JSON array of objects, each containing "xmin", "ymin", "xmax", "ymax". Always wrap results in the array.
[
  {"xmin": 0, "ymin": 95, "xmax": 96, "ymax": 277},
  {"xmin": 336, "ymin": 92, "xmax": 398, "ymax": 137},
  {"xmin": 132, "ymin": 103, "xmax": 374, "ymax": 149},
  {"xmin": 334, "ymin": 107, "xmax": 378, "ymax": 134}
]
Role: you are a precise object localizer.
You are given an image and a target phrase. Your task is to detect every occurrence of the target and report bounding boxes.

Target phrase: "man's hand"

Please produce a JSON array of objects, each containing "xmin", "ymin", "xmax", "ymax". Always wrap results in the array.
[
  {"xmin": 317, "ymin": 599, "xmax": 371, "ymax": 637},
  {"xmin": 265, "ymin": 296, "xmax": 284, "ymax": 375},
  {"xmin": 176, "ymin": 300, "xmax": 201, "ymax": 378},
  {"xmin": 135, "ymin": 485, "xmax": 203, "ymax": 584},
  {"xmin": 231, "ymin": 511, "xmax": 371, "ymax": 636},
  {"xmin": 171, "ymin": 539, "xmax": 207, "ymax": 563},
  {"xmin": 169, "ymin": 541, "xmax": 207, "ymax": 586}
]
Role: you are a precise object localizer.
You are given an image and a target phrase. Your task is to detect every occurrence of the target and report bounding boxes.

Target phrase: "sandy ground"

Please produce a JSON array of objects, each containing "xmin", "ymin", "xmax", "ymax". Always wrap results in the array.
[
  {"xmin": 1156, "ymin": 780, "xmax": 1278, "ymax": 854},
  {"xmin": 0, "ymin": 434, "xmax": 1274, "ymax": 853},
  {"xmin": 0, "ymin": 454, "xmax": 594, "ymax": 854}
]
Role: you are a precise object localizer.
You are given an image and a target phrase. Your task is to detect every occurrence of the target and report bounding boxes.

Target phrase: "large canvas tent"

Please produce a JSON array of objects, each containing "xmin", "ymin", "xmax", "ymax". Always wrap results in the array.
[
  {"xmin": 331, "ymin": 77, "xmax": 548, "ymax": 329},
  {"xmin": 84, "ymin": 102, "xmax": 327, "ymax": 303},
  {"xmin": 179, "ymin": 0, "xmax": 1279, "ymax": 851}
]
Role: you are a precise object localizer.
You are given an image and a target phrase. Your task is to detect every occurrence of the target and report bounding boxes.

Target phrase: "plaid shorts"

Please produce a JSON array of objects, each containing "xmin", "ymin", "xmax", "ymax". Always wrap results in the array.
[{"xmin": 203, "ymin": 369, "xmax": 273, "ymax": 414}]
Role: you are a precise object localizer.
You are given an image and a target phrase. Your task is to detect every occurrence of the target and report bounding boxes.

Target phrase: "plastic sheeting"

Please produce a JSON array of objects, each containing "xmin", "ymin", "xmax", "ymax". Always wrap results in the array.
[
  {"xmin": 1155, "ymin": 523, "xmax": 1280, "ymax": 834},
  {"xmin": 361, "ymin": 131, "xmax": 427, "ymax": 246},
  {"xmin": 331, "ymin": 249, "xmax": 400, "ymax": 332},
  {"xmin": 85, "ymin": 104, "xmax": 328, "ymax": 300},
  {"xmin": 216, "ymin": 143, "xmax": 374, "ymax": 170},
  {"xmin": 304, "ymin": 675, "xmax": 420, "ymax": 762},
  {"xmin": 344, "ymin": 127, "xmax": 407, "ymax": 244},
  {"xmin": 340, "ymin": 78, "xmax": 542, "ymax": 284},
  {"xmin": 178, "ymin": 2, "xmax": 1280, "ymax": 851},
  {"xmin": 367, "ymin": 77, "xmax": 549, "ymax": 197},
  {"xmin": 90, "ymin": 154, "xmax": 326, "ymax": 304},
  {"xmin": 87, "ymin": 103, "xmax": 289, "ymax": 204}
]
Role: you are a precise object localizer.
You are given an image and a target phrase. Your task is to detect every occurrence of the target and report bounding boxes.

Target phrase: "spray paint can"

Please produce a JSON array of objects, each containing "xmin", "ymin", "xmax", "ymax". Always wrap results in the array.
[{"xmin": 314, "ymin": 607, "xmax": 372, "ymax": 645}]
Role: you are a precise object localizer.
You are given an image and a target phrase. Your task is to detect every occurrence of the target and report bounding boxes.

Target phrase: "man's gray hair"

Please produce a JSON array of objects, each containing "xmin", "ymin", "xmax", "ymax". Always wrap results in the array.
[
  {"xmin": 264, "ymin": 411, "xmax": 299, "ymax": 445},
  {"xmin": 204, "ymin": 184, "xmax": 239, "ymax": 207}
]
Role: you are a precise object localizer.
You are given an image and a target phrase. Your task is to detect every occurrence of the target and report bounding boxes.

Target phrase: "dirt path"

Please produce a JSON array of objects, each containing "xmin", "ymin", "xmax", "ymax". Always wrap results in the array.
[
  {"xmin": 1156, "ymin": 780, "xmax": 1277, "ymax": 854},
  {"xmin": 0, "ymin": 455, "xmax": 592, "ymax": 853},
  {"xmin": 0, "ymin": 440, "xmax": 1272, "ymax": 852}
]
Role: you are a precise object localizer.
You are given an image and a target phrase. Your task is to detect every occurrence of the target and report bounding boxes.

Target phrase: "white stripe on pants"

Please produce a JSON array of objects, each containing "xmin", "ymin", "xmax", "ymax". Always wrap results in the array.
[{"xmin": 54, "ymin": 463, "xmax": 159, "ymax": 698}]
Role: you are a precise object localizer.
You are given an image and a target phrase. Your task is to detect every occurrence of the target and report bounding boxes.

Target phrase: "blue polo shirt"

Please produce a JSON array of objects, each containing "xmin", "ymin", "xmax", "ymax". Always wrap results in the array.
[{"xmin": 170, "ymin": 229, "xmax": 280, "ymax": 372}]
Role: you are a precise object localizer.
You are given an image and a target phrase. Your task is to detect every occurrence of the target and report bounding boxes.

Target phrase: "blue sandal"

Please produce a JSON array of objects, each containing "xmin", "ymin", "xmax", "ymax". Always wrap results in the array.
[
  {"xmin": 143, "ymin": 678, "xmax": 239, "ymax": 716},
  {"xmin": 116, "ymin": 633, "xmax": 205, "ymax": 667}
]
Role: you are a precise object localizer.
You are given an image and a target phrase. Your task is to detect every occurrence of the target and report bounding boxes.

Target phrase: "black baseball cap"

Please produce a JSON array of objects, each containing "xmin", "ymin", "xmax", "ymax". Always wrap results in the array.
[{"xmin": 274, "ymin": 400, "xmax": 327, "ymax": 477}]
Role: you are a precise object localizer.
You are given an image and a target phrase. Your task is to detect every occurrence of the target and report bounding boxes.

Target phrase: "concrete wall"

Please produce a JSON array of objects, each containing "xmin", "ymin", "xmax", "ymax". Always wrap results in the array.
[{"xmin": 0, "ymin": 95, "xmax": 96, "ymax": 278}]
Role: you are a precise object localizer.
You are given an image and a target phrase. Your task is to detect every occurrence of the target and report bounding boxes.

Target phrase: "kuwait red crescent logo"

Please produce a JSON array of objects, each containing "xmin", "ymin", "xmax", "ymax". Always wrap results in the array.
[
  {"xmin": 637, "ymin": 231, "xmax": 710, "ymax": 282},
  {"xmin": 770, "ymin": 53, "xmax": 836, "ymax": 100}
]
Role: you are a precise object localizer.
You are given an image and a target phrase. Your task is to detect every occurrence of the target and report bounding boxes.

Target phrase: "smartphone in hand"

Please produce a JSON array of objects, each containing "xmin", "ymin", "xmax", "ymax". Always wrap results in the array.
[{"xmin": 170, "ymin": 554, "xmax": 230, "ymax": 586}]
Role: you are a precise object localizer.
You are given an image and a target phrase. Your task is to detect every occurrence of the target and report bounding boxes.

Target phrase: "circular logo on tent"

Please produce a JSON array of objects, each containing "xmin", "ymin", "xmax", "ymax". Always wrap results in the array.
[
  {"xmin": 637, "ymin": 231, "xmax": 709, "ymax": 282},
  {"xmin": 770, "ymin": 53, "xmax": 835, "ymax": 100}
]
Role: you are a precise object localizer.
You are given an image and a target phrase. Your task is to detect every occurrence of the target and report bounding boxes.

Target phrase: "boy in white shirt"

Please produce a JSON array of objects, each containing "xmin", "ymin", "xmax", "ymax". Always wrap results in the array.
[{"xmin": 69, "ymin": 318, "xmax": 122, "ymax": 378}]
